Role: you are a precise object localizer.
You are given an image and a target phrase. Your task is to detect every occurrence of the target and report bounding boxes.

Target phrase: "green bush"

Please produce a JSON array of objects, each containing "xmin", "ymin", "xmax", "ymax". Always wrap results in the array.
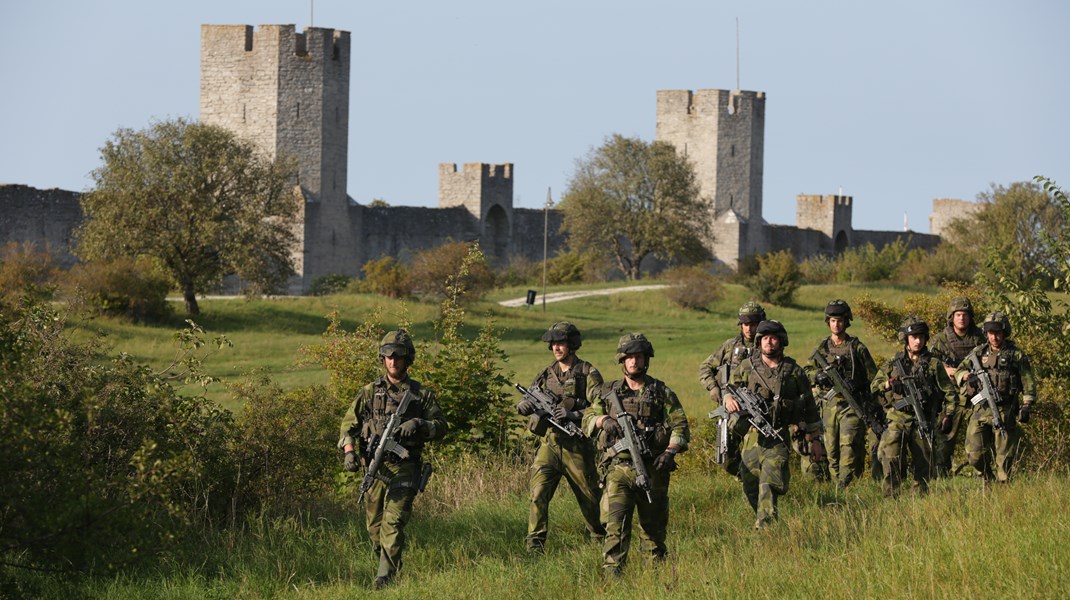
[
  {"xmin": 546, "ymin": 251, "xmax": 586, "ymax": 284},
  {"xmin": 799, "ymin": 254, "xmax": 837, "ymax": 284},
  {"xmin": 835, "ymin": 239, "xmax": 910, "ymax": 283},
  {"xmin": 0, "ymin": 241, "xmax": 57, "ymax": 302},
  {"xmin": 744, "ymin": 250, "xmax": 801, "ymax": 306},
  {"xmin": 63, "ymin": 257, "xmax": 172, "ymax": 322},
  {"xmin": 662, "ymin": 265, "xmax": 723, "ymax": 310},
  {"xmin": 0, "ymin": 298, "xmax": 235, "ymax": 571},
  {"xmin": 360, "ymin": 255, "xmax": 413, "ymax": 298},
  {"xmin": 494, "ymin": 255, "xmax": 539, "ymax": 287},
  {"xmin": 410, "ymin": 241, "xmax": 493, "ymax": 301},
  {"xmin": 894, "ymin": 246, "xmax": 976, "ymax": 286},
  {"xmin": 308, "ymin": 273, "xmax": 352, "ymax": 296}
]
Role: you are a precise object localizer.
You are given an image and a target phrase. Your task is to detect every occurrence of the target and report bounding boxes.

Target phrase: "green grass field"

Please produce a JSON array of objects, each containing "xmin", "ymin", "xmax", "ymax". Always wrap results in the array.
[{"xmin": 26, "ymin": 281, "xmax": 1068, "ymax": 599}]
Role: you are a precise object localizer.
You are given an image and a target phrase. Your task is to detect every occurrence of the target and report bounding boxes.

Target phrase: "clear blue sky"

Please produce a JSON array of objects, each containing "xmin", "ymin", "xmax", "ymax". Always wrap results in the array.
[{"xmin": 2, "ymin": 1, "xmax": 1067, "ymax": 232}]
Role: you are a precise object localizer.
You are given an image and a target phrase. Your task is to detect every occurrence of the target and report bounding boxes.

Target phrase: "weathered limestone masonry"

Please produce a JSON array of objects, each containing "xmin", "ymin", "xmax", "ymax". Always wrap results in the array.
[
  {"xmin": 438, "ymin": 163, "xmax": 514, "ymax": 262},
  {"xmin": 200, "ymin": 24, "xmax": 356, "ymax": 293},
  {"xmin": 656, "ymin": 89, "xmax": 767, "ymax": 267},
  {"xmin": 0, "ymin": 185, "xmax": 82, "ymax": 268},
  {"xmin": 930, "ymin": 198, "xmax": 982, "ymax": 237}
]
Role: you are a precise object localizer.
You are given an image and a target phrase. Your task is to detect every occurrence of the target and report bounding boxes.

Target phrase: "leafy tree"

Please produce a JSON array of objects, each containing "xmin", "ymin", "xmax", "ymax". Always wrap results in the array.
[
  {"xmin": 409, "ymin": 241, "xmax": 494, "ymax": 301},
  {"xmin": 559, "ymin": 134, "xmax": 711, "ymax": 280},
  {"xmin": 942, "ymin": 181, "xmax": 1067, "ymax": 288},
  {"xmin": 745, "ymin": 250, "xmax": 801, "ymax": 306},
  {"xmin": 76, "ymin": 117, "xmax": 300, "ymax": 315}
]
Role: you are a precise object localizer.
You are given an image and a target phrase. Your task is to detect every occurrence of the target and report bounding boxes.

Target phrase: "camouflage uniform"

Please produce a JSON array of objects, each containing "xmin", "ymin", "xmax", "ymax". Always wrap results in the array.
[
  {"xmin": 524, "ymin": 353, "xmax": 605, "ymax": 551},
  {"xmin": 928, "ymin": 298, "xmax": 985, "ymax": 477},
  {"xmin": 728, "ymin": 320, "xmax": 822, "ymax": 528},
  {"xmin": 807, "ymin": 300, "xmax": 879, "ymax": 489},
  {"xmin": 871, "ymin": 318, "xmax": 957, "ymax": 496},
  {"xmin": 955, "ymin": 313, "xmax": 1036, "ymax": 482},
  {"xmin": 583, "ymin": 334, "xmax": 689, "ymax": 575},
  {"xmin": 338, "ymin": 331, "xmax": 448, "ymax": 587},
  {"xmin": 698, "ymin": 302, "xmax": 764, "ymax": 478}
]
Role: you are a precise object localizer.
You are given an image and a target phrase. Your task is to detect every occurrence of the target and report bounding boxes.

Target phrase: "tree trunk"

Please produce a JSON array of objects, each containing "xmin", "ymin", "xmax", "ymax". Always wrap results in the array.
[{"xmin": 183, "ymin": 283, "xmax": 200, "ymax": 316}]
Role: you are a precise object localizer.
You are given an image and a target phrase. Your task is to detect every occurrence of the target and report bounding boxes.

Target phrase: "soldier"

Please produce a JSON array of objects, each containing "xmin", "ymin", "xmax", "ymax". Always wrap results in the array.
[
  {"xmin": 698, "ymin": 301, "xmax": 766, "ymax": 478},
  {"xmin": 515, "ymin": 322, "xmax": 606, "ymax": 553},
  {"xmin": 956, "ymin": 312, "xmax": 1036, "ymax": 483},
  {"xmin": 871, "ymin": 317, "xmax": 957, "ymax": 496},
  {"xmin": 583, "ymin": 333, "xmax": 689, "ymax": 577},
  {"xmin": 807, "ymin": 299, "xmax": 880, "ymax": 490},
  {"xmin": 929, "ymin": 297, "xmax": 985, "ymax": 477},
  {"xmin": 724, "ymin": 320, "xmax": 824, "ymax": 529},
  {"xmin": 338, "ymin": 329, "xmax": 448, "ymax": 590}
]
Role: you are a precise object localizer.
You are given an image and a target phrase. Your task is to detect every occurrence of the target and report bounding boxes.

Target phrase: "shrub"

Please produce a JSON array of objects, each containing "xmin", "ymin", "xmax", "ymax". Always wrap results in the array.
[
  {"xmin": 662, "ymin": 265, "xmax": 723, "ymax": 310},
  {"xmin": 410, "ymin": 241, "xmax": 493, "ymax": 301},
  {"xmin": 894, "ymin": 246, "xmax": 976, "ymax": 286},
  {"xmin": 308, "ymin": 273, "xmax": 352, "ymax": 296},
  {"xmin": 494, "ymin": 255, "xmax": 539, "ymax": 287},
  {"xmin": 0, "ymin": 241, "xmax": 57, "ymax": 302},
  {"xmin": 361, "ymin": 256, "xmax": 413, "ymax": 298},
  {"xmin": 63, "ymin": 257, "xmax": 172, "ymax": 322},
  {"xmin": 799, "ymin": 254, "xmax": 837, "ymax": 284},
  {"xmin": 835, "ymin": 239, "xmax": 910, "ymax": 283},
  {"xmin": 546, "ymin": 251, "xmax": 586, "ymax": 285},
  {"xmin": 745, "ymin": 250, "xmax": 801, "ymax": 306}
]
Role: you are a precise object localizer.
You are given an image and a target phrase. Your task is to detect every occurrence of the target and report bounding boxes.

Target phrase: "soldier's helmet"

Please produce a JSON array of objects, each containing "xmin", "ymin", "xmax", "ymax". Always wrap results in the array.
[
  {"xmin": 946, "ymin": 297, "xmax": 975, "ymax": 325},
  {"xmin": 755, "ymin": 320, "xmax": 789, "ymax": 348},
  {"xmin": 615, "ymin": 332, "xmax": 655, "ymax": 363},
  {"xmin": 738, "ymin": 301, "xmax": 767, "ymax": 325},
  {"xmin": 898, "ymin": 316, "xmax": 930, "ymax": 344},
  {"xmin": 379, "ymin": 329, "xmax": 416, "ymax": 360},
  {"xmin": 824, "ymin": 299, "xmax": 853, "ymax": 327},
  {"xmin": 982, "ymin": 311, "xmax": 1012, "ymax": 338},
  {"xmin": 541, "ymin": 321, "xmax": 582, "ymax": 350}
]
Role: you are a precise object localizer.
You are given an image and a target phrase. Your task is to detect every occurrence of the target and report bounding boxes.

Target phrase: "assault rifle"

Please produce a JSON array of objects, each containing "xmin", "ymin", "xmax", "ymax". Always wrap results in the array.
[
  {"xmin": 706, "ymin": 405, "xmax": 731, "ymax": 464},
  {"xmin": 967, "ymin": 354, "xmax": 1006, "ymax": 437},
  {"xmin": 718, "ymin": 383, "xmax": 783, "ymax": 442},
  {"xmin": 606, "ymin": 391, "xmax": 654, "ymax": 503},
  {"xmin": 811, "ymin": 350, "xmax": 887, "ymax": 438},
  {"xmin": 891, "ymin": 356, "xmax": 933, "ymax": 449},
  {"xmin": 514, "ymin": 383, "xmax": 583, "ymax": 438},
  {"xmin": 358, "ymin": 390, "xmax": 416, "ymax": 504}
]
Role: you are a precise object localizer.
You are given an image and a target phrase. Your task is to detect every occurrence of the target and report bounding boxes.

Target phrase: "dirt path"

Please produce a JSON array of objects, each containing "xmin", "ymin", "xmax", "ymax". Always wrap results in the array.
[{"xmin": 498, "ymin": 285, "xmax": 669, "ymax": 307}]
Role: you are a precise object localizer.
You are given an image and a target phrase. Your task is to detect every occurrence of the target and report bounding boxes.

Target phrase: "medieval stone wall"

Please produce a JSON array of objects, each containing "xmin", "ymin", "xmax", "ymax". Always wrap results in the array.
[
  {"xmin": 930, "ymin": 197, "xmax": 981, "ymax": 237},
  {"xmin": 0, "ymin": 185, "xmax": 82, "ymax": 268}
]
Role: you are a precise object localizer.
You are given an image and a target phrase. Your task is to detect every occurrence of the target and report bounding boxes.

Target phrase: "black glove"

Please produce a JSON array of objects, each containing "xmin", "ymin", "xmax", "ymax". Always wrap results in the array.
[
  {"xmin": 888, "ymin": 377, "xmax": 904, "ymax": 395},
  {"xmin": 940, "ymin": 413, "xmax": 954, "ymax": 434},
  {"xmin": 552, "ymin": 404, "xmax": 579, "ymax": 422},
  {"xmin": 602, "ymin": 418, "xmax": 622, "ymax": 439},
  {"xmin": 1019, "ymin": 404, "xmax": 1032, "ymax": 424},
  {"xmin": 814, "ymin": 371, "xmax": 832, "ymax": 387},
  {"xmin": 965, "ymin": 373, "xmax": 980, "ymax": 392},
  {"xmin": 398, "ymin": 418, "xmax": 424, "ymax": 438},
  {"xmin": 654, "ymin": 450, "xmax": 677, "ymax": 472},
  {"xmin": 516, "ymin": 399, "xmax": 536, "ymax": 416},
  {"xmin": 343, "ymin": 450, "xmax": 359, "ymax": 473}
]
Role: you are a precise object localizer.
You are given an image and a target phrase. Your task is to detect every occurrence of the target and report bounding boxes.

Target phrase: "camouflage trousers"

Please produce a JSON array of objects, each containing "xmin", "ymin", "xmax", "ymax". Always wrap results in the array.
[
  {"xmin": 526, "ymin": 434, "xmax": 605, "ymax": 550},
  {"xmin": 740, "ymin": 431, "xmax": 790, "ymax": 528},
  {"xmin": 721, "ymin": 412, "xmax": 747, "ymax": 478},
  {"xmin": 798, "ymin": 399, "xmax": 830, "ymax": 481},
  {"xmin": 932, "ymin": 404, "xmax": 971, "ymax": 477},
  {"xmin": 599, "ymin": 458, "xmax": 670, "ymax": 572},
  {"xmin": 823, "ymin": 400, "xmax": 867, "ymax": 489},
  {"xmin": 363, "ymin": 460, "xmax": 419, "ymax": 579},
  {"xmin": 966, "ymin": 403, "xmax": 1022, "ymax": 482},
  {"xmin": 877, "ymin": 411, "xmax": 933, "ymax": 496}
]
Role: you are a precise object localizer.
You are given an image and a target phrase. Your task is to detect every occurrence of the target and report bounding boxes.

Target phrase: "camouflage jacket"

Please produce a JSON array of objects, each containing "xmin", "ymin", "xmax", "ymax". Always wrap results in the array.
[
  {"xmin": 582, "ymin": 375, "xmax": 690, "ymax": 458},
  {"xmin": 731, "ymin": 353, "xmax": 822, "ymax": 439},
  {"xmin": 871, "ymin": 349, "xmax": 957, "ymax": 424},
  {"xmin": 698, "ymin": 333, "xmax": 757, "ymax": 404},
  {"xmin": 954, "ymin": 341, "xmax": 1037, "ymax": 406},
  {"xmin": 338, "ymin": 376, "xmax": 448, "ymax": 459}
]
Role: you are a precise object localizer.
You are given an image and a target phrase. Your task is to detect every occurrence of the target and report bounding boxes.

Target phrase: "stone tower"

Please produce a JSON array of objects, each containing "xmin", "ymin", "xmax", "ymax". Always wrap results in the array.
[
  {"xmin": 796, "ymin": 194, "xmax": 853, "ymax": 254},
  {"xmin": 200, "ymin": 24, "xmax": 356, "ymax": 292},
  {"xmin": 438, "ymin": 162, "xmax": 514, "ymax": 263},
  {"xmin": 655, "ymin": 89, "xmax": 766, "ymax": 267}
]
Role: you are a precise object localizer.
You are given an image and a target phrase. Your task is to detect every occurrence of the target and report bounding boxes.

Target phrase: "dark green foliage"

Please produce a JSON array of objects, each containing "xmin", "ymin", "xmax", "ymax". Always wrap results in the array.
[
  {"xmin": 63, "ymin": 257, "xmax": 172, "ymax": 322},
  {"xmin": 833, "ymin": 239, "xmax": 910, "ymax": 283},
  {"xmin": 744, "ymin": 250, "xmax": 801, "ymax": 306},
  {"xmin": 662, "ymin": 265, "xmax": 723, "ymax": 310},
  {"xmin": 409, "ymin": 241, "xmax": 493, "ymax": 301},
  {"xmin": 0, "ymin": 241, "xmax": 57, "ymax": 303},
  {"xmin": 359, "ymin": 255, "xmax": 413, "ymax": 298},
  {"xmin": 308, "ymin": 274, "xmax": 353, "ymax": 297}
]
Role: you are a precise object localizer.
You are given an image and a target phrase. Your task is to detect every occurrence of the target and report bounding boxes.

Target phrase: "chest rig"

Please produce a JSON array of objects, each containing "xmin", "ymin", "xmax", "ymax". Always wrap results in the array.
[
  {"xmin": 604, "ymin": 379, "xmax": 671, "ymax": 453},
  {"xmin": 937, "ymin": 326, "xmax": 983, "ymax": 364},
  {"xmin": 361, "ymin": 378, "xmax": 422, "ymax": 441},
  {"xmin": 535, "ymin": 360, "xmax": 592, "ymax": 410},
  {"xmin": 822, "ymin": 337, "xmax": 858, "ymax": 384},
  {"xmin": 980, "ymin": 346, "xmax": 1021, "ymax": 398},
  {"xmin": 891, "ymin": 352, "xmax": 937, "ymax": 411},
  {"xmin": 743, "ymin": 354, "xmax": 802, "ymax": 429}
]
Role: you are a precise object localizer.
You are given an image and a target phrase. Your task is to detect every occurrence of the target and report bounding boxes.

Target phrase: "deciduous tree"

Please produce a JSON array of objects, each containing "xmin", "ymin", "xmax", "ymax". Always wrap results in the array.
[
  {"xmin": 76, "ymin": 118, "xmax": 300, "ymax": 315},
  {"xmin": 559, "ymin": 134, "xmax": 711, "ymax": 280}
]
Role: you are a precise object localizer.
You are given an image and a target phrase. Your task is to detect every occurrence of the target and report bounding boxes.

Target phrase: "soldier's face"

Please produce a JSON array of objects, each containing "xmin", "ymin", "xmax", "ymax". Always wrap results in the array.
[
  {"xmin": 986, "ymin": 330, "xmax": 1005, "ymax": 350},
  {"xmin": 741, "ymin": 321, "xmax": 759, "ymax": 340},
  {"xmin": 828, "ymin": 317, "xmax": 847, "ymax": 335},
  {"xmin": 383, "ymin": 354, "xmax": 409, "ymax": 381},
  {"xmin": 760, "ymin": 335, "xmax": 782, "ymax": 356},
  {"xmin": 907, "ymin": 334, "xmax": 926, "ymax": 354},
  {"xmin": 953, "ymin": 311, "xmax": 971, "ymax": 331},
  {"xmin": 623, "ymin": 354, "xmax": 647, "ymax": 377},
  {"xmin": 551, "ymin": 341, "xmax": 570, "ymax": 362}
]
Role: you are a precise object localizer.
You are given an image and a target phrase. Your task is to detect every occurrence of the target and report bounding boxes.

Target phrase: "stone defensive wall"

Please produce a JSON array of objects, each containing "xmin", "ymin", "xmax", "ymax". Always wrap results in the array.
[{"xmin": 0, "ymin": 185, "xmax": 83, "ymax": 268}]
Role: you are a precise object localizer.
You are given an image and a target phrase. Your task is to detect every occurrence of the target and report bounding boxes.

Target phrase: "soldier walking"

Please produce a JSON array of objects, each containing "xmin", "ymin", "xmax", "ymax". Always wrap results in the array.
[
  {"xmin": 584, "ymin": 333, "xmax": 689, "ymax": 577},
  {"xmin": 338, "ymin": 329, "xmax": 448, "ymax": 590},
  {"xmin": 871, "ymin": 317, "xmax": 957, "ymax": 496},
  {"xmin": 929, "ymin": 297, "xmax": 985, "ymax": 477},
  {"xmin": 516, "ymin": 322, "xmax": 606, "ymax": 553},
  {"xmin": 725, "ymin": 320, "xmax": 824, "ymax": 528}
]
